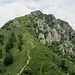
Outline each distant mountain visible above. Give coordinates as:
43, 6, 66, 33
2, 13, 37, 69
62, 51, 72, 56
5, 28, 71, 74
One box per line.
0, 10, 75, 75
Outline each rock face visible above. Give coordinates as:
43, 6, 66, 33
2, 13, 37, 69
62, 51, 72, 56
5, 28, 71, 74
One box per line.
30, 10, 75, 56
32, 11, 70, 44
39, 33, 46, 44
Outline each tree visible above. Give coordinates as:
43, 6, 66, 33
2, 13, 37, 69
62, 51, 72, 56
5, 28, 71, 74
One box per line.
0, 49, 2, 58
0, 61, 5, 74
0, 61, 2, 73
0, 34, 4, 39
71, 72, 75, 75
19, 39, 23, 45
5, 42, 11, 53
18, 45, 22, 51
18, 33, 23, 45
8, 38, 14, 48
0, 38, 3, 45
18, 39, 23, 51
60, 60, 68, 72
4, 53, 13, 66
18, 33, 23, 40
0, 34, 4, 45
8, 32, 16, 48
18, 33, 23, 51
5, 32, 16, 53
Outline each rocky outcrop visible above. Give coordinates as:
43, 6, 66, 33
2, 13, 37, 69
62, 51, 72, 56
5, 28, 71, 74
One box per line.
29, 10, 75, 56
39, 33, 46, 44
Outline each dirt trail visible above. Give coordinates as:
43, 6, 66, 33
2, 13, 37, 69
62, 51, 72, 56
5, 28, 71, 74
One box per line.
17, 42, 34, 75
30, 42, 34, 49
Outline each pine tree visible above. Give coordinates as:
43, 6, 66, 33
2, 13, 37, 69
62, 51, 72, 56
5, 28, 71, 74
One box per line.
4, 53, 13, 66
0, 49, 2, 58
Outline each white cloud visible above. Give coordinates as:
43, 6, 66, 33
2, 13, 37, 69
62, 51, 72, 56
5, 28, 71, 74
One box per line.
42, 0, 75, 30
0, 1, 32, 27
0, 0, 75, 30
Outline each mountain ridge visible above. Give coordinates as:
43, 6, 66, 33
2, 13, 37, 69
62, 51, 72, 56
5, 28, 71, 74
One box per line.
1, 10, 75, 58
0, 10, 75, 75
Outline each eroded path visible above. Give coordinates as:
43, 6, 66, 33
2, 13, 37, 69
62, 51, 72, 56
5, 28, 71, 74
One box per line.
17, 42, 34, 75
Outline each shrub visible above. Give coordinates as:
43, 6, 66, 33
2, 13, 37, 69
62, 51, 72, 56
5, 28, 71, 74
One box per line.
4, 53, 13, 66
0, 49, 2, 58
18, 45, 22, 51
5, 42, 11, 53
60, 60, 68, 72
23, 67, 32, 74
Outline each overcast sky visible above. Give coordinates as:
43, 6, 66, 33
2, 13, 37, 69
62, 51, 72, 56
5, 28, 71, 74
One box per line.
0, 0, 75, 30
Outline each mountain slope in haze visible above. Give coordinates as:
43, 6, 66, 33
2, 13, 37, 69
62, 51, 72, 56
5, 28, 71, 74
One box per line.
0, 10, 75, 75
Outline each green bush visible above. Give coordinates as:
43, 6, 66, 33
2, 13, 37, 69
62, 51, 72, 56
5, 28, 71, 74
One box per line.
4, 53, 13, 66
60, 60, 68, 72
0, 49, 2, 58
23, 67, 32, 74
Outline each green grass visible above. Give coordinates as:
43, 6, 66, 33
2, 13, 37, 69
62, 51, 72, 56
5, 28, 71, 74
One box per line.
27, 39, 75, 75
0, 27, 75, 75
0, 29, 34, 75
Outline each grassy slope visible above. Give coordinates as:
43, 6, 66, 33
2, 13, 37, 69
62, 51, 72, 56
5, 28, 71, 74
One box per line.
0, 27, 75, 75
27, 39, 75, 75
0, 29, 34, 75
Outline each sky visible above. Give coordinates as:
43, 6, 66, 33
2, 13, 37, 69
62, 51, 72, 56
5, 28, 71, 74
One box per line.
0, 0, 75, 30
